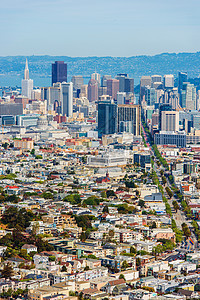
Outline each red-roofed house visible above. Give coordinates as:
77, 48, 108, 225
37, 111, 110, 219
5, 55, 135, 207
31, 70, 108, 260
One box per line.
5, 185, 20, 195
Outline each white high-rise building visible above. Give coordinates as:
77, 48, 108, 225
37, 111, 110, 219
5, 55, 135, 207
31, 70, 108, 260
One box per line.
21, 59, 33, 99
181, 82, 196, 110
161, 111, 179, 132
163, 75, 174, 88
117, 92, 126, 105
61, 82, 73, 117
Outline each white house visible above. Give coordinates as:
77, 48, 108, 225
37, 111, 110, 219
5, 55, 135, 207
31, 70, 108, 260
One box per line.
21, 244, 37, 254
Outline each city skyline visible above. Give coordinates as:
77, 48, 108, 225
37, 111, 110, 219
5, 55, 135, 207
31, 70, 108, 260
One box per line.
1, 0, 200, 56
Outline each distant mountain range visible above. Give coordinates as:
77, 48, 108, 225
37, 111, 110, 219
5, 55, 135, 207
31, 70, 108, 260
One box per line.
0, 52, 200, 87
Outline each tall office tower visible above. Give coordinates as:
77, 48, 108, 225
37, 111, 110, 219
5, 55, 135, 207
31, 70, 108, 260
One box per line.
61, 82, 73, 117
117, 92, 126, 105
157, 89, 164, 103
98, 86, 107, 97
151, 75, 162, 83
161, 111, 179, 132
159, 104, 172, 130
124, 78, 134, 94
163, 75, 174, 89
71, 76, 84, 91
152, 113, 159, 128
101, 75, 112, 87
21, 59, 33, 99
52, 61, 67, 85
24, 58, 29, 80
41, 82, 62, 111
145, 86, 156, 106
178, 71, 187, 94
159, 89, 178, 106
98, 100, 117, 137
193, 114, 200, 130
88, 79, 98, 102
91, 72, 101, 86
140, 76, 151, 87
140, 76, 151, 102
116, 74, 128, 92
117, 105, 141, 135
80, 85, 88, 98
197, 90, 200, 111
181, 83, 196, 110
107, 79, 119, 100
170, 95, 179, 110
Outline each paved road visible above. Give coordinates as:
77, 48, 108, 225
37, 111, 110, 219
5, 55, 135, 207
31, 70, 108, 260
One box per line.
164, 251, 185, 262
148, 139, 198, 250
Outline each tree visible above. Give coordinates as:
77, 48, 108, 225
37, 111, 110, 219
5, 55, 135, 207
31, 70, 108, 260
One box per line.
136, 257, 141, 266
130, 246, 136, 254
1, 207, 34, 230
172, 200, 179, 212
162, 176, 167, 185
125, 181, 137, 188
119, 274, 126, 281
138, 200, 145, 207
19, 249, 30, 260
106, 190, 115, 198
30, 149, 35, 156
142, 286, 155, 292
80, 232, 86, 242
101, 191, 107, 199
75, 215, 93, 231
83, 196, 100, 206
151, 221, 157, 229
166, 187, 173, 198
108, 229, 114, 239
182, 223, 191, 238
2, 142, 9, 150
1, 287, 13, 298
88, 254, 97, 259
121, 260, 129, 270
117, 203, 135, 214
49, 255, 56, 262
32, 222, 40, 236
41, 192, 54, 199
102, 205, 109, 213
82, 156, 87, 163
4, 194, 19, 203
13, 288, 24, 298
78, 291, 83, 300
152, 245, 163, 259
61, 265, 67, 272
1, 263, 14, 279
63, 194, 81, 205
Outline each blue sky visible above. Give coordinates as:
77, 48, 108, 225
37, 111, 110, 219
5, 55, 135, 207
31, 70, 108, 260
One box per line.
1, 0, 200, 56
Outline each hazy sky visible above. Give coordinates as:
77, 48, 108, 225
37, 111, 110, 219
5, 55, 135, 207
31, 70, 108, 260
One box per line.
1, 0, 200, 56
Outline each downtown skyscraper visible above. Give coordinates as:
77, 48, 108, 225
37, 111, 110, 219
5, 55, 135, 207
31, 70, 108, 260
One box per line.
52, 61, 67, 85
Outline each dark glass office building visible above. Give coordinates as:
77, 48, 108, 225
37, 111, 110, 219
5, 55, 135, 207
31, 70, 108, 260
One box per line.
98, 101, 117, 137
52, 61, 67, 85
124, 78, 134, 94
178, 71, 187, 94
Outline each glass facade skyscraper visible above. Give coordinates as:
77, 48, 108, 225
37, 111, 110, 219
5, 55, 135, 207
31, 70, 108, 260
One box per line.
178, 71, 187, 95
98, 100, 117, 137
52, 61, 67, 85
